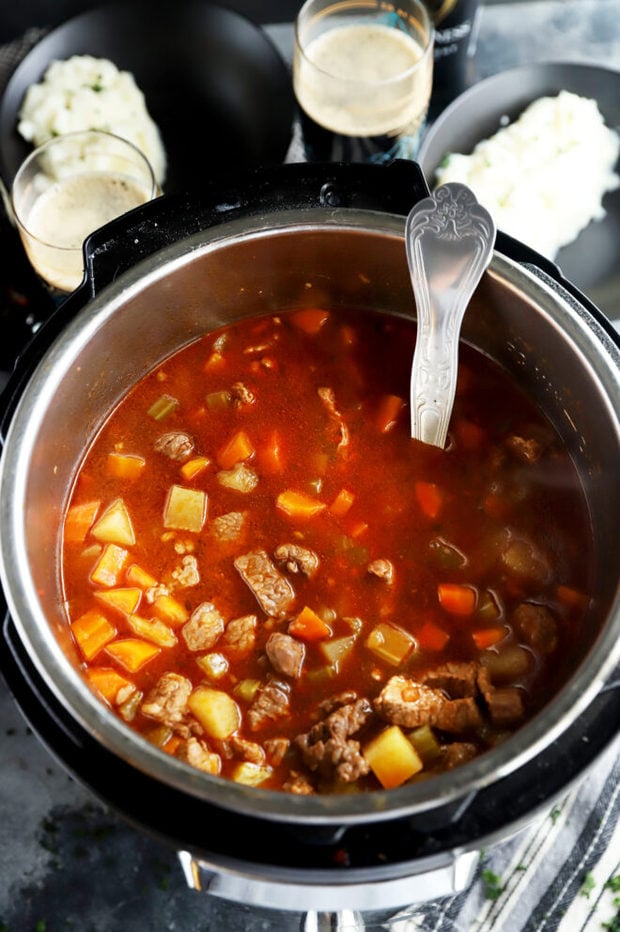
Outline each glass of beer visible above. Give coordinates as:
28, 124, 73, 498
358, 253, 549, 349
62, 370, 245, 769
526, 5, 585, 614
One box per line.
293, 0, 434, 163
11, 130, 158, 295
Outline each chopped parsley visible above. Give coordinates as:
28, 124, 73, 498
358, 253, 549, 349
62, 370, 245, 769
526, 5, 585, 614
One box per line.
482, 868, 504, 901
580, 871, 596, 899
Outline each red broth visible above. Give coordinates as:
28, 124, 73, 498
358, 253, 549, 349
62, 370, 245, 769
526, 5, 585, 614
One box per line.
61, 308, 592, 793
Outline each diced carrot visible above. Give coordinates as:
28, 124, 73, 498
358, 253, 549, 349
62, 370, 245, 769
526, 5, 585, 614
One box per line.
90, 544, 130, 588
217, 430, 255, 470
106, 638, 161, 672
374, 394, 405, 433
204, 351, 224, 370
347, 519, 368, 539
437, 582, 477, 616
106, 452, 146, 480
86, 667, 133, 703
180, 456, 211, 481
472, 626, 506, 650
415, 481, 442, 519
71, 610, 117, 660
258, 430, 286, 475
329, 488, 355, 517
289, 308, 330, 335
455, 419, 485, 451
152, 594, 189, 627
417, 621, 450, 651
162, 734, 183, 756
125, 563, 158, 590
276, 489, 327, 520
289, 606, 333, 642
94, 587, 142, 617
556, 584, 588, 610
64, 500, 101, 544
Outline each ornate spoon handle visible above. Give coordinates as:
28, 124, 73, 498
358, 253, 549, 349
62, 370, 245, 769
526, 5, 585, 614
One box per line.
407, 182, 495, 448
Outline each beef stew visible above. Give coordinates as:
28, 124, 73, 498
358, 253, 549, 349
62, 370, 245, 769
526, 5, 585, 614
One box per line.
61, 308, 592, 794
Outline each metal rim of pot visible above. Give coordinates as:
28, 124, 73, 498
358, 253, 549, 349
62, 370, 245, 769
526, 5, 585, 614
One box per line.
1, 180, 619, 830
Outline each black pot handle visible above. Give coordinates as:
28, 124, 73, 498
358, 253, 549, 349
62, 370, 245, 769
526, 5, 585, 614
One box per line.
81, 160, 432, 294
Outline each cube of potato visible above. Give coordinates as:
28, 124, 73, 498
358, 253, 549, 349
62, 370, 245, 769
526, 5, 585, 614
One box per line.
231, 761, 273, 787
365, 623, 415, 666
91, 498, 136, 546
188, 686, 241, 739
163, 485, 207, 532
90, 544, 130, 587
364, 725, 423, 789
319, 635, 355, 667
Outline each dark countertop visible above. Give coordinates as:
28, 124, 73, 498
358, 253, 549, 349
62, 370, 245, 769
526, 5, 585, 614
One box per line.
1, 3, 619, 931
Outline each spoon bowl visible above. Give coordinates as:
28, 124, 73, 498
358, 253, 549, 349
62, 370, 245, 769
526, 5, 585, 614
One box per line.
407, 182, 496, 447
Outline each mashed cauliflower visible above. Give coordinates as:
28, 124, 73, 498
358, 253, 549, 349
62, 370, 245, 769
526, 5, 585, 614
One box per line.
435, 90, 619, 259
18, 55, 167, 187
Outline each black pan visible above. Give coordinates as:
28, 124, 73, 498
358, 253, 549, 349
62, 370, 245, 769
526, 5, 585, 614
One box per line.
418, 62, 620, 323
0, 0, 295, 194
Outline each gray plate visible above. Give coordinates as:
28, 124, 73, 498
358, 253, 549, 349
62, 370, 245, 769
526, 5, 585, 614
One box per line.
418, 62, 620, 322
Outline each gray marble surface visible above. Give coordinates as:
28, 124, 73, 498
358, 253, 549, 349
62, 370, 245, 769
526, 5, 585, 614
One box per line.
1, 3, 619, 931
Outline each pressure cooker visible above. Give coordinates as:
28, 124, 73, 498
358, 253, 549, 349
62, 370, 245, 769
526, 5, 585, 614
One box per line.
0, 160, 619, 916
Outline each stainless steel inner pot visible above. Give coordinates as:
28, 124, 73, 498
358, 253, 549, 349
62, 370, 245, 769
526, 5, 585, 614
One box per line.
1, 203, 620, 834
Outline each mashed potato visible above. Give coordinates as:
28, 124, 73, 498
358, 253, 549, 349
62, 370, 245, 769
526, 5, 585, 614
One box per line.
18, 55, 167, 187
435, 90, 619, 259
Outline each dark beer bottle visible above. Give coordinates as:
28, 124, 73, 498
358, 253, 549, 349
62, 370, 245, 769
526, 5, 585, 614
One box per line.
425, 0, 481, 118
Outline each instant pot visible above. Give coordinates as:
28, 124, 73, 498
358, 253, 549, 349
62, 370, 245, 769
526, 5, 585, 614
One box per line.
1, 160, 619, 921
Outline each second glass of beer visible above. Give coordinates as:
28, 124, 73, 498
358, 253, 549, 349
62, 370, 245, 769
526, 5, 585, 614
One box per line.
293, 0, 434, 163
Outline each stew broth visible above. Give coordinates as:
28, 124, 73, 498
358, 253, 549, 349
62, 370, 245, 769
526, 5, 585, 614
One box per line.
62, 308, 592, 793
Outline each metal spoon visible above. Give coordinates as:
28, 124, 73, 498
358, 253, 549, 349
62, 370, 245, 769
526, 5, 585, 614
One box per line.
406, 182, 495, 448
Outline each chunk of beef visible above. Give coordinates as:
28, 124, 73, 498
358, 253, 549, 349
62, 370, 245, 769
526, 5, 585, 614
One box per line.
176, 736, 221, 774
283, 771, 316, 795
374, 675, 483, 734
274, 543, 319, 578
228, 734, 266, 765
367, 559, 394, 584
145, 583, 170, 604
182, 602, 225, 652
513, 602, 558, 654
505, 434, 544, 464
266, 632, 305, 679
171, 554, 200, 588
318, 691, 359, 717
211, 511, 245, 542
441, 742, 478, 770
420, 662, 479, 698
295, 698, 373, 783
477, 665, 525, 725
154, 431, 194, 461
500, 537, 550, 586
234, 549, 296, 617
485, 687, 525, 725
221, 614, 257, 659
248, 678, 291, 731
230, 382, 256, 407
141, 672, 192, 726
264, 737, 290, 766
317, 386, 350, 452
